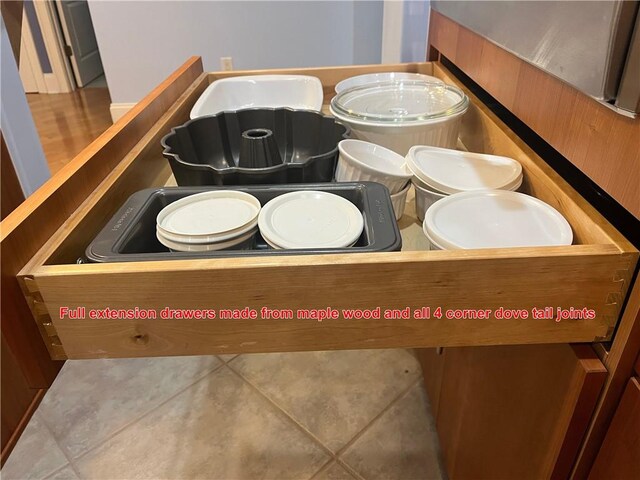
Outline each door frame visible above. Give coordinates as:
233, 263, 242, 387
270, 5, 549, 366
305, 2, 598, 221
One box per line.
21, 0, 75, 93
18, 12, 46, 93
381, 0, 404, 63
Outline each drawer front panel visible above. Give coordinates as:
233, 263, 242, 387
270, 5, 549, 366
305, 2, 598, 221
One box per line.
32, 247, 629, 358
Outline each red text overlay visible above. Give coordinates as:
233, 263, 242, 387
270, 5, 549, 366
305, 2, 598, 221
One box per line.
59, 306, 596, 323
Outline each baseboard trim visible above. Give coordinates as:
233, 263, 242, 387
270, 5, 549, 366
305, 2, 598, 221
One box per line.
1, 388, 46, 467
109, 102, 137, 123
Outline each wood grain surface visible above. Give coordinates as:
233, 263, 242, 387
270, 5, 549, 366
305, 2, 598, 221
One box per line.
588, 377, 640, 479
26, 88, 112, 174
1, 131, 25, 220
572, 277, 640, 477
1, 57, 203, 372
429, 10, 640, 220
416, 348, 446, 418
433, 344, 606, 480
16, 61, 637, 359
1, 336, 41, 464
1, 1, 24, 63
427, 16, 640, 477
31, 246, 629, 358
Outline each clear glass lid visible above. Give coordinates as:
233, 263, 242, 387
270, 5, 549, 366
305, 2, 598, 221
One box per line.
330, 80, 469, 123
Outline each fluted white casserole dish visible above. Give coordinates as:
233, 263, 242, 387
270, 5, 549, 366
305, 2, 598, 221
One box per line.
329, 80, 469, 155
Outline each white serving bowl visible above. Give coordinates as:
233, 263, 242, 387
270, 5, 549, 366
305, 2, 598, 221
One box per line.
335, 72, 443, 94
389, 182, 411, 220
413, 178, 447, 222
422, 190, 573, 250
330, 81, 469, 155
335, 139, 412, 194
190, 75, 323, 119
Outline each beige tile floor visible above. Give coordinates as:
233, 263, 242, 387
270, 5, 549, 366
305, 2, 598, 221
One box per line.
3, 350, 445, 480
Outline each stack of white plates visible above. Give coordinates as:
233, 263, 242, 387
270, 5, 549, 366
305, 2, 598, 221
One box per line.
258, 191, 364, 249
156, 191, 261, 252
423, 190, 573, 250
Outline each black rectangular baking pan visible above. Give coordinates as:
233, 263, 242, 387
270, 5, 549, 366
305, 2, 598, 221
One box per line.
85, 182, 402, 262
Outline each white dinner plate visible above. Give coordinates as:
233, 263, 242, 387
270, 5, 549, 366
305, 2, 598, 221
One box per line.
258, 191, 364, 249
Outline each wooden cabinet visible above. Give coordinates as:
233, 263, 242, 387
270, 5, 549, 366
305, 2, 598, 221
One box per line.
1, 132, 25, 220
1, 131, 60, 464
425, 11, 640, 477
589, 377, 640, 479
1, 337, 46, 464
416, 348, 446, 418
2, 56, 638, 470
418, 344, 607, 479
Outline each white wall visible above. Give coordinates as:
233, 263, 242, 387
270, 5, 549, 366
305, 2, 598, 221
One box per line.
354, 1, 384, 65
1, 17, 50, 196
401, 0, 430, 62
88, 1, 384, 105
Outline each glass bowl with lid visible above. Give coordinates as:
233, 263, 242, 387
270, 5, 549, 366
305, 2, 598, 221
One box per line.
334, 72, 444, 94
329, 80, 469, 155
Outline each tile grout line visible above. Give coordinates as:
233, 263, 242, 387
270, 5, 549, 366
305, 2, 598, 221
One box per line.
336, 458, 367, 480
306, 458, 337, 480
42, 463, 80, 480
226, 353, 422, 480
34, 412, 83, 480
34, 353, 423, 480
60, 360, 227, 466
223, 363, 339, 460
335, 377, 421, 460
215, 354, 238, 364
332, 378, 422, 480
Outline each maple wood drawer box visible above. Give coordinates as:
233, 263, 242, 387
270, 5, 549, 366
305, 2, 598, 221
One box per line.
12, 58, 637, 360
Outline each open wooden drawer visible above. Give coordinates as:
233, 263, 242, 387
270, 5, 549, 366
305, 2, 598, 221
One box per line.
15, 58, 638, 360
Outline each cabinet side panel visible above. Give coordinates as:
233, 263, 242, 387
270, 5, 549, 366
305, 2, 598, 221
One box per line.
436, 344, 605, 479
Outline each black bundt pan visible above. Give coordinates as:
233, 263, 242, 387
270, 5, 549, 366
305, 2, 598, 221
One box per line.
161, 108, 350, 185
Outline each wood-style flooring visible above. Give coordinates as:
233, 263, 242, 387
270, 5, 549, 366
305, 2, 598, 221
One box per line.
26, 88, 112, 174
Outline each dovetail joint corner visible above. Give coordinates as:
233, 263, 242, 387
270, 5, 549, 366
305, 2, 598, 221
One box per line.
594, 325, 616, 343
22, 275, 41, 294
20, 279, 66, 357
605, 292, 622, 307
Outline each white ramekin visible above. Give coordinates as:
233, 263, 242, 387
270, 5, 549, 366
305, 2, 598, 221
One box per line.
389, 182, 411, 220
335, 139, 412, 194
412, 178, 447, 222
422, 225, 445, 251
